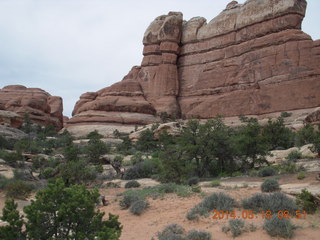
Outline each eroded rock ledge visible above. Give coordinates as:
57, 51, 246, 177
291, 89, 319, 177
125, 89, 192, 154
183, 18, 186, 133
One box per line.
68, 0, 320, 127
0, 85, 63, 130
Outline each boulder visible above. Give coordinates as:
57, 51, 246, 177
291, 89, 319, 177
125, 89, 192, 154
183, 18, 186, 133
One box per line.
0, 85, 63, 130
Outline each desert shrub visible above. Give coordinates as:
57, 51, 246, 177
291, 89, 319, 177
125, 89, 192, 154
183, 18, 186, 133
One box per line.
135, 129, 158, 152
123, 159, 159, 180
129, 200, 149, 215
158, 224, 185, 240
311, 131, 320, 157
209, 180, 220, 187
40, 167, 56, 179
187, 193, 235, 220
258, 166, 277, 177
243, 192, 298, 214
0, 175, 10, 190
281, 112, 292, 118
85, 138, 110, 164
125, 180, 141, 188
249, 169, 259, 177
119, 195, 141, 209
5, 179, 123, 239
295, 124, 315, 147
0, 135, 10, 149
5, 180, 33, 199
228, 219, 245, 238
297, 171, 306, 180
286, 150, 302, 161
187, 177, 199, 186
296, 189, 318, 214
262, 117, 295, 150
13, 169, 35, 181
242, 193, 269, 212
261, 179, 280, 192
186, 230, 211, 240
0, 150, 22, 167
59, 159, 98, 185
264, 216, 296, 238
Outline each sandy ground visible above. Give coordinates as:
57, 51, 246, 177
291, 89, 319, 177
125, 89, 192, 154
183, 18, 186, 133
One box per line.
0, 173, 319, 239
98, 173, 320, 240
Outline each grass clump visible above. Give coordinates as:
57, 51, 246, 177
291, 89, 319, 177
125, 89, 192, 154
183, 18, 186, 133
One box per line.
185, 230, 211, 240
261, 178, 280, 192
264, 216, 296, 238
296, 189, 318, 214
125, 180, 141, 188
157, 224, 185, 240
242, 192, 298, 214
297, 172, 306, 180
187, 193, 235, 220
258, 166, 277, 177
129, 200, 149, 215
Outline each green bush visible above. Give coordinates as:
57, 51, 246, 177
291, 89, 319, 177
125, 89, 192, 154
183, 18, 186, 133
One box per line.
242, 192, 298, 214
296, 189, 318, 214
286, 150, 302, 161
123, 159, 159, 180
261, 179, 280, 192
10, 179, 122, 239
311, 131, 320, 157
187, 177, 199, 186
158, 224, 185, 240
119, 195, 141, 209
5, 180, 34, 199
297, 171, 306, 180
125, 180, 141, 188
258, 166, 277, 177
187, 193, 235, 220
264, 216, 296, 238
0, 175, 10, 189
186, 230, 211, 240
281, 112, 292, 118
129, 200, 149, 215
0, 150, 22, 167
40, 167, 56, 179
295, 124, 315, 147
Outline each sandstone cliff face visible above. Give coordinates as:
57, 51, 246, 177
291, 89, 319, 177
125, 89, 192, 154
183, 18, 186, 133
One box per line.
0, 85, 63, 130
69, 0, 320, 126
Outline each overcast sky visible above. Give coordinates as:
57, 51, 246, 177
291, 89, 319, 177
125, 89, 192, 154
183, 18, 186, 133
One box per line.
0, 0, 319, 117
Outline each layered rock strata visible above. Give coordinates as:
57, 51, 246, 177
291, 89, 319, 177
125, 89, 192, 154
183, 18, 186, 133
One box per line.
0, 85, 63, 130
69, 0, 320, 126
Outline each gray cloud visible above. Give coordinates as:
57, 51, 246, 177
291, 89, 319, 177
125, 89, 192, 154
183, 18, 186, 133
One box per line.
0, 0, 319, 117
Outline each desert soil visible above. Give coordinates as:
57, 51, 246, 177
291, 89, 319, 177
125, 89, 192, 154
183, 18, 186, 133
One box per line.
0, 173, 319, 240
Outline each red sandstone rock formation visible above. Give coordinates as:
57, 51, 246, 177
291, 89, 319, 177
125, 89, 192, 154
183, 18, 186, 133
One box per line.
0, 85, 63, 130
69, 0, 320, 126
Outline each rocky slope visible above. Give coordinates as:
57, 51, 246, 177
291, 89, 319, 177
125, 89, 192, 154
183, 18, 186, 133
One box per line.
0, 85, 63, 130
68, 0, 320, 127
